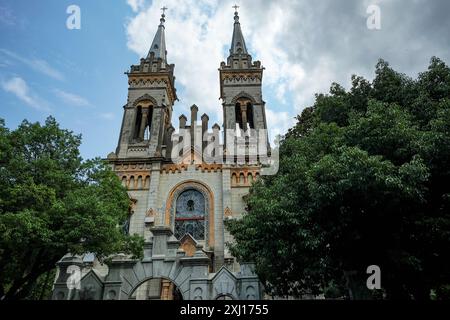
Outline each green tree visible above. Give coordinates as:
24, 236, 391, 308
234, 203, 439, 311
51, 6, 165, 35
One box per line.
227, 57, 450, 300
0, 117, 143, 300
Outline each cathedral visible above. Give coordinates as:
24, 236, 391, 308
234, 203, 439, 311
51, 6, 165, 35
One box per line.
52, 8, 271, 300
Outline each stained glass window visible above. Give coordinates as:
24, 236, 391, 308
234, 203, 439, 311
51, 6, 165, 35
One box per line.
175, 189, 206, 240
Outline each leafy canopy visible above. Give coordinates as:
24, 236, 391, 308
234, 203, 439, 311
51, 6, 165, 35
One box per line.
226, 57, 450, 300
0, 117, 143, 300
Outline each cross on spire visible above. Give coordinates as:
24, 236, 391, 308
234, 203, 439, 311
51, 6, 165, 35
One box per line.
229, 3, 247, 56
148, 6, 168, 61
161, 6, 168, 15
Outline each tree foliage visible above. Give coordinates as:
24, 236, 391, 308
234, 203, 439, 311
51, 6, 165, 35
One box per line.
226, 57, 450, 300
0, 117, 143, 300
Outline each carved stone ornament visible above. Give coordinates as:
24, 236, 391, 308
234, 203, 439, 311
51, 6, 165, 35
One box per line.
146, 208, 156, 217
224, 206, 233, 218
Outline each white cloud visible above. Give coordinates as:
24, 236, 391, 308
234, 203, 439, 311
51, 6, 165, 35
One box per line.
53, 89, 91, 107
0, 49, 64, 81
1, 76, 50, 111
265, 108, 296, 143
125, 0, 450, 141
126, 0, 228, 118
124, 0, 302, 140
292, 57, 337, 113
127, 0, 146, 13
31, 59, 65, 81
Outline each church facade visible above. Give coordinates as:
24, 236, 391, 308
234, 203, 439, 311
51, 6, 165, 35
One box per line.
52, 9, 271, 300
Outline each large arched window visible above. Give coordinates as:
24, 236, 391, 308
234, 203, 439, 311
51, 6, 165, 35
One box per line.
174, 189, 206, 240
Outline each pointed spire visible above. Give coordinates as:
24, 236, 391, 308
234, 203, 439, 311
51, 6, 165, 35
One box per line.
147, 8, 167, 62
229, 6, 248, 56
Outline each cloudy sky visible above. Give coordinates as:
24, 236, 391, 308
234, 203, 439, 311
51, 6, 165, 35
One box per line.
1, 0, 449, 160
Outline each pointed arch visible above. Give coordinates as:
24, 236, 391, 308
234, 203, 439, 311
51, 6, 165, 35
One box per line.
132, 94, 158, 107
231, 92, 257, 105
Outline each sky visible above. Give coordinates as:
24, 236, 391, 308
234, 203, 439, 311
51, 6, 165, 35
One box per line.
1, 0, 449, 160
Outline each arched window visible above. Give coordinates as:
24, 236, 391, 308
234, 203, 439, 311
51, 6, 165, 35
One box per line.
174, 189, 206, 240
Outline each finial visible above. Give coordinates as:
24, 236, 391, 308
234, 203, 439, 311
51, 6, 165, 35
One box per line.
160, 6, 168, 25
233, 4, 240, 23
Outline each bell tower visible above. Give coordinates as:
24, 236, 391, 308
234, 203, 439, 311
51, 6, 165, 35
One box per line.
116, 10, 177, 159
219, 8, 267, 145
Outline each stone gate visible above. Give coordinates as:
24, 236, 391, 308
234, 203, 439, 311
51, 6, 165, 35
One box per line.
52, 226, 261, 300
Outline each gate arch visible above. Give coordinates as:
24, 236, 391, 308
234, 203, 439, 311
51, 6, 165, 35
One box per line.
128, 275, 185, 300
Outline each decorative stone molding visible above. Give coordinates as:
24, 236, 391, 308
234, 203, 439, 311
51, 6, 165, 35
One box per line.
127, 74, 176, 103
179, 233, 200, 257
195, 163, 222, 173
161, 164, 188, 174
115, 162, 152, 171
221, 72, 262, 83
132, 93, 158, 107
146, 208, 156, 217
230, 169, 260, 187
224, 206, 233, 219
145, 208, 156, 225
113, 161, 151, 190
231, 91, 258, 105
127, 146, 148, 153
118, 173, 150, 190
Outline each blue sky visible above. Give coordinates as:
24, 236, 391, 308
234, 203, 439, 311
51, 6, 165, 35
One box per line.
1, 0, 450, 160
0, 0, 138, 159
